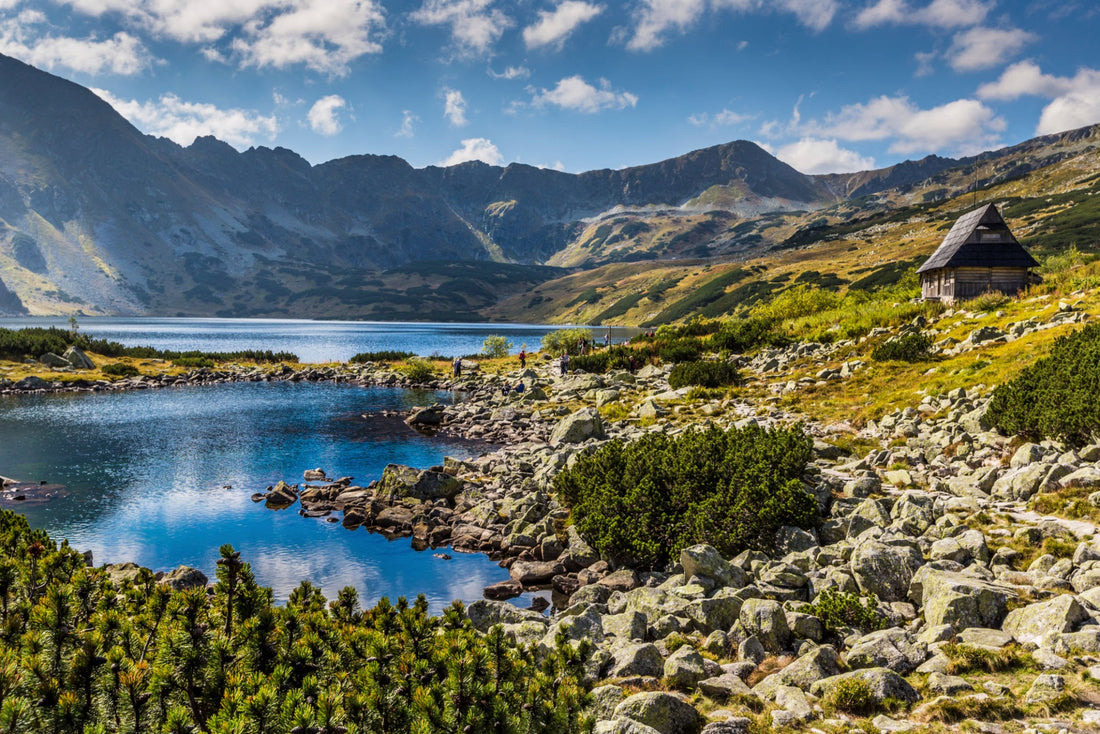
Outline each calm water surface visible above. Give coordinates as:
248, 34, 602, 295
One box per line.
0, 317, 638, 363
0, 381, 524, 610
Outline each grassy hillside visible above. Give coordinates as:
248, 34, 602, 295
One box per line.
492, 136, 1100, 327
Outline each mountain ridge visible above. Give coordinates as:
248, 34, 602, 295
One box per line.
1, 52, 1098, 319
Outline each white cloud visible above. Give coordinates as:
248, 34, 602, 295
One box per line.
56, 0, 386, 75
804, 94, 1005, 154
440, 137, 503, 166
0, 10, 151, 75
307, 94, 347, 135
523, 1, 602, 50
947, 26, 1034, 72
774, 137, 876, 174
977, 61, 1100, 136
531, 75, 638, 113
443, 88, 468, 126
853, 0, 991, 30
488, 65, 531, 79
92, 87, 278, 149
627, 0, 836, 52
231, 0, 386, 76
976, 60, 1071, 100
411, 0, 512, 57
396, 109, 419, 138
689, 108, 752, 127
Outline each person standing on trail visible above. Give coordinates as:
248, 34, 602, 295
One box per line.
518, 349, 526, 369
452, 357, 461, 378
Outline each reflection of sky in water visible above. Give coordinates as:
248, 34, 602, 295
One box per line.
0, 382, 510, 610
0, 316, 640, 363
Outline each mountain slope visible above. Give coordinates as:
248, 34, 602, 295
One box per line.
0, 53, 840, 318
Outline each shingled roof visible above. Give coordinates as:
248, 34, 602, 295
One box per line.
916, 203, 1039, 274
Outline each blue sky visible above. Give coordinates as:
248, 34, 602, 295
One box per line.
2, 1, 1098, 174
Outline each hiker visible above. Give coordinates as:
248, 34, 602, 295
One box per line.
628, 354, 637, 373
559, 353, 569, 376
501, 383, 511, 396
514, 381, 525, 394
518, 349, 526, 369
452, 357, 461, 378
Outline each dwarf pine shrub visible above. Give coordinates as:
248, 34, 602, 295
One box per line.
805, 589, 885, 634
554, 424, 816, 569
0, 510, 593, 733
871, 332, 933, 362
987, 323, 1100, 446
668, 360, 740, 389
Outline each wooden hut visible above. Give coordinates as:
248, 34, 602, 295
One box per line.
916, 203, 1038, 303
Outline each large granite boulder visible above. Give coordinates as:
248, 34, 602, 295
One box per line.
375, 464, 462, 501
912, 570, 1017, 630
810, 668, 920, 705
680, 545, 745, 588
157, 566, 208, 591
550, 407, 605, 445
663, 646, 719, 690
612, 692, 705, 734
738, 598, 789, 652
1002, 595, 1090, 645
63, 346, 95, 369
850, 540, 923, 602
753, 645, 840, 699
845, 628, 927, 674
466, 600, 549, 633
264, 481, 299, 509
607, 643, 664, 679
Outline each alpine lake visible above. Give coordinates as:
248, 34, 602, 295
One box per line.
0, 318, 635, 611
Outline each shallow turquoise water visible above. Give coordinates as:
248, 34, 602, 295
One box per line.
0, 381, 514, 610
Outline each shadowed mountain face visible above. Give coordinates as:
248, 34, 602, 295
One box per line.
1, 51, 1097, 320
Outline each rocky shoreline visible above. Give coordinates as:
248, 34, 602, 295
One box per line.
250, 334, 1100, 733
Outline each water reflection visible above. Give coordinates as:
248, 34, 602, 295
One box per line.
0, 382, 508, 609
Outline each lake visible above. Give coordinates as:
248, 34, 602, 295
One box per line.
0, 380, 534, 611
0, 316, 638, 363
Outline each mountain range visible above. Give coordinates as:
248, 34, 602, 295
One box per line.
1, 51, 1098, 321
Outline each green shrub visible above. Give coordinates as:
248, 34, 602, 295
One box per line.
822, 677, 878, 716
708, 318, 788, 352
871, 332, 933, 362
481, 334, 513, 359
540, 327, 595, 356
102, 362, 139, 377
805, 589, 885, 635
399, 357, 436, 382
751, 284, 841, 322
349, 350, 415, 363
657, 339, 702, 364
172, 356, 214, 368
554, 424, 817, 569
0, 510, 593, 733
668, 361, 740, 389
987, 323, 1100, 446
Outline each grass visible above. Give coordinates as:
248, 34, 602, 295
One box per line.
941, 643, 1035, 675
1030, 484, 1100, 524
745, 655, 794, 687
913, 694, 1023, 723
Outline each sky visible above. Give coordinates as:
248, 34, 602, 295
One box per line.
1, 0, 1098, 175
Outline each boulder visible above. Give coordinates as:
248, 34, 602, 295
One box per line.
406, 404, 446, 426
844, 628, 926, 674
591, 685, 626, 720
607, 643, 665, 679
850, 540, 923, 602
595, 719, 662, 734
698, 673, 752, 699
550, 407, 605, 445
612, 692, 704, 734
912, 570, 1016, 630
810, 668, 920, 705
603, 611, 648, 641
1023, 674, 1065, 705
466, 600, 549, 633
679, 545, 745, 588
39, 352, 71, 367
753, 645, 840, 699
1002, 595, 1090, 645
483, 579, 523, 600
663, 646, 719, 690
62, 346, 94, 369
157, 566, 208, 591
264, 481, 299, 509
738, 598, 789, 652
510, 560, 565, 586
375, 464, 462, 501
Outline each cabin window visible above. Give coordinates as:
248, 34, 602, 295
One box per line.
979, 232, 1003, 242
